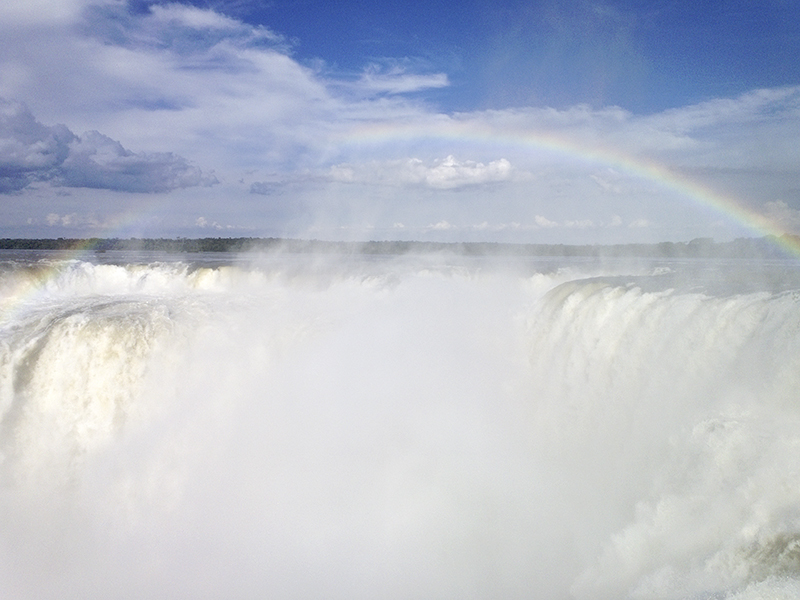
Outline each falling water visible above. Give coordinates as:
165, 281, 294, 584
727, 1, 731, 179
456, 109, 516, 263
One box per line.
2, 250, 800, 599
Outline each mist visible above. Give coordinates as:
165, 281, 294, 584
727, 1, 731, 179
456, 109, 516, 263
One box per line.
2, 251, 800, 599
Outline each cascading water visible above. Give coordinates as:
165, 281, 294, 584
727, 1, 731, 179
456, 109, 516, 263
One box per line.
1, 251, 800, 600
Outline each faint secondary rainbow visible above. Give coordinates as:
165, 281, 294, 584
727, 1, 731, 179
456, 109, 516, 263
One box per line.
335, 119, 800, 256
0, 203, 172, 327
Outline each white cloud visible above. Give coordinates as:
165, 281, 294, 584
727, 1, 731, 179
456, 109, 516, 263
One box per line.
328, 156, 512, 189
328, 165, 356, 183
645, 87, 800, 133
535, 215, 559, 228
44, 211, 107, 228
564, 219, 596, 229
84, 2, 288, 53
428, 220, 455, 230
446, 87, 800, 172
470, 221, 522, 232
149, 4, 256, 32
425, 155, 512, 189
628, 218, 651, 228
195, 216, 225, 230
355, 63, 449, 95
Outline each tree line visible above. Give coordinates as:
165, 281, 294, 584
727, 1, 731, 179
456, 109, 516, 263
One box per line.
0, 235, 798, 259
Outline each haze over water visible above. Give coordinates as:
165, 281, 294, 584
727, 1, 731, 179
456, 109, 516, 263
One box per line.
1, 249, 800, 599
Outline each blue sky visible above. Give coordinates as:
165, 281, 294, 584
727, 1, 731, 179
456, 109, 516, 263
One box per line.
1, 0, 799, 243
243, 0, 799, 111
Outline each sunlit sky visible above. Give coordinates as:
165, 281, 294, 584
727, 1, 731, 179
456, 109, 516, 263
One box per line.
1, 0, 799, 243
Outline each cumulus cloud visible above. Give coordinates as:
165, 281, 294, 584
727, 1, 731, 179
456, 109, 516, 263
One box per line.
0, 99, 73, 192
328, 155, 512, 189
535, 215, 559, 228
59, 130, 216, 192
195, 216, 226, 229
424, 155, 512, 188
0, 98, 215, 193
428, 220, 455, 230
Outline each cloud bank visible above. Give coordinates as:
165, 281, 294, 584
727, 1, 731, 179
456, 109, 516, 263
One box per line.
0, 98, 215, 193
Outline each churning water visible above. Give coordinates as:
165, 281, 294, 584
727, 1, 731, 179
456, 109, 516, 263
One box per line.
2, 250, 800, 599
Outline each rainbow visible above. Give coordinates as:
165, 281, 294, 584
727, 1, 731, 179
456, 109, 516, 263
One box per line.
0, 238, 99, 328
2, 118, 799, 328
335, 118, 800, 256
0, 201, 166, 327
